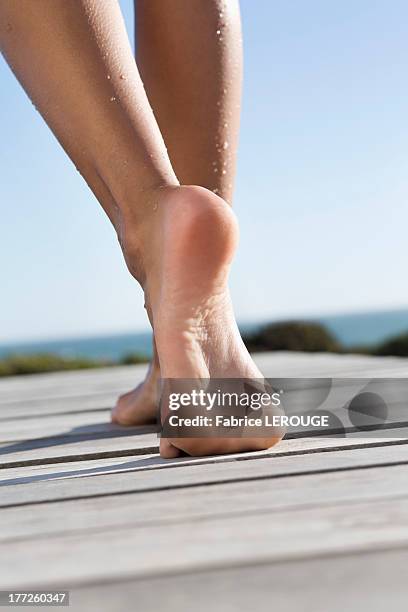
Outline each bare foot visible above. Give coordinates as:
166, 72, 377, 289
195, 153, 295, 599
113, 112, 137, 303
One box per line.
134, 185, 284, 458
111, 344, 160, 426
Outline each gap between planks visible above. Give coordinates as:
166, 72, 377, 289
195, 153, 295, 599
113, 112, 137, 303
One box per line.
2, 442, 408, 508
2, 495, 408, 590
1, 463, 408, 544
1, 429, 408, 470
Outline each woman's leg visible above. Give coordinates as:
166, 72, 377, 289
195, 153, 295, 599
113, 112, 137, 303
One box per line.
136, 0, 242, 204
1, 0, 282, 457
112, 0, 243, 426
0, 0, 177, 258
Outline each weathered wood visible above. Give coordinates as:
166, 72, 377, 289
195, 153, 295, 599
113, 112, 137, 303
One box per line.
1, 494, 408, 589
1, 355, 407, 601
0, 404, 408, 440
1, 398, 407, 473
69, 547, 408, 612
2, 442, 408, 507
0, 393, 119, 419
0, 411, 155, 443
255, 352, 408, 377
0, 365, 148, 403
1, 431, 408, 483
1, 375, 407, 443
1, 369, 407, 436
0, 433, 159, 470
1, 464, 407, 542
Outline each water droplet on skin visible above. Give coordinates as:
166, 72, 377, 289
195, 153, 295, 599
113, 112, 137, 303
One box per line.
110, 96, 116, 102
222, 169, 227, 175
212, 161, 217, 166
107, 75, 111, 80
213, 167, 218, 173
223, 141, 229, 150
223, 122, 228, 128
219, 12, 224, 18
120, 74, 126, 80
213, 188, 219, 194
216, 29, 221, 35
219, 37, 223, 42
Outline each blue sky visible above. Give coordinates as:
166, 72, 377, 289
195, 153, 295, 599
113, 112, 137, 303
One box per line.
1, 0, 407, 343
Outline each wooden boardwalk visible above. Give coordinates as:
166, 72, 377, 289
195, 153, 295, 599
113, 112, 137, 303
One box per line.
1, 351, 408, 611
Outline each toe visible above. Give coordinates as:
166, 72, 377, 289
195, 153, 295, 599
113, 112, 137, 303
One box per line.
160, 438, 183, 458
110, 408, 119, 424
110, 393, 130, 425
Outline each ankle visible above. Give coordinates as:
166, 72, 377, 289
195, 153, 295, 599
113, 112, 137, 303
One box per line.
116, 184, 175, 286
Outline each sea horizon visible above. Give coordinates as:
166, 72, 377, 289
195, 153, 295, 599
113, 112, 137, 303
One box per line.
1, 307, 407, 361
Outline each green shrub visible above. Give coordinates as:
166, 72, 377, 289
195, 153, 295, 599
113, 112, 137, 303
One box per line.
2, 325, 407, 377
375, 331, 408, 357
0, 350, 149, 377
119, 352, 149, 365
244, 321, 341, 353
0, 353, 107, 377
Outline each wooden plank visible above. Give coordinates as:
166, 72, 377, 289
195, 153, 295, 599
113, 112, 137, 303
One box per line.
0, 392, 119, 419
2, 442, 408, 507
0, 433, 159, 470
2, 407, 408, 444
1, 464, 407, 542
0, 453, 157, 484
0, 436, 388, 482
1, 494, 408, 589
255, 352, 408, 377
2, 387, 407, 428
69, 547, 408, 612
1, 367, 407, 426
0, 411, 155, 443
0, 365, 148, 403
0, 432, 407, 486
1, 356, 406, 603
1, 376, 407, 440
2, 406, 408, 469
281, 377, 408, 427
1, 417, 407, 470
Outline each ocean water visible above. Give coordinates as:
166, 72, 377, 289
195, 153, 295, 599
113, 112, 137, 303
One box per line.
0, 331, 154, 361
1, 308, 407, 361
316, 309, 408, 348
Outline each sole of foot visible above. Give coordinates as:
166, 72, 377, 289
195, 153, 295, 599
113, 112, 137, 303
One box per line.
141, 185, 284, 458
